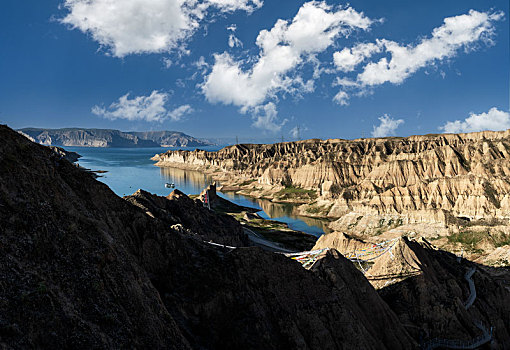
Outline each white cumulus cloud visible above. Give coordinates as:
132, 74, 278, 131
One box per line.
167, 104, 194, 121
333, 42, 381, 72
228, 34, 243, 48
208, 0, 262, 12
371, 114, 404, 137
203, 1, 373, 108
60, 0, 263, 57
251, 102, 287, 132
289, 125, 307, 139
439, 108, 510, 133
289, 126, 300, 139
333, 90, 349, 105
92, 90, 193, 122
227, 23, 243, 47
202, 1, 374, 131
331, 10, 503, 104
357, 10, 503, 86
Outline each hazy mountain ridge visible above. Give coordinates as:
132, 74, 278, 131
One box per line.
18, 127, 213, 148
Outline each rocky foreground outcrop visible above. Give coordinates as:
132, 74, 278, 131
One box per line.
313, 232, 510, 347
18, 128, 211, 147
0, 124, 420, 348
125, 188, 248, 247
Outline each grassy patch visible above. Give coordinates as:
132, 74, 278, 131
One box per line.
445, 213, 505, 227
305, 203, 332, 215
483, 181, 501, 208
492, 231, 510, 248
347, 215, 363, 230
374, 229, 384, 236
448, 229, 510, 249
276, 185, 317, 200
239, 179, 256, 186
447, 230, 486, 246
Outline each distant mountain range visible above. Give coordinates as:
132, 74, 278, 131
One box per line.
17, 128, 214, 148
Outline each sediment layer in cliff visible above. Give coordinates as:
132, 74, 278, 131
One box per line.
153, 130, 510, 228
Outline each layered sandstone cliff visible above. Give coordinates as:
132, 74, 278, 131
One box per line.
153, 130, 510, 230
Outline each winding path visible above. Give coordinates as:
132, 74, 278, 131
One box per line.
422, 267, 493, 350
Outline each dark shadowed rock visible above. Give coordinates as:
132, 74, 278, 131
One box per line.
125, 188, 249, 247
0, 124, 418, 349
48, 146, 81, 162
376, 239, 510, 347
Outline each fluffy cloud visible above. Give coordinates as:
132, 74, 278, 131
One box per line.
228, 34, 243, 48
439, 108, 510, 133
332, 10, 503, 104
60, 0, 263, 57
332, 90, 349, 105
202, 1, 374, 130
208, 0, 263, 12
92, 90, 193, 122
333, 42, 381, 72
167, 104, 194, 121
289, 125, 307, 139
289, 126, 300, 139
227, 23, 243, 48
252, 102, 287, 132
371, 115, 404, 137
357, 10, 503, 86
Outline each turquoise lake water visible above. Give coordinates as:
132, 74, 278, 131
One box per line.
67, 146, 329, 237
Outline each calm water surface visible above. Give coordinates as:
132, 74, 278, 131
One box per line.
68, 146, 329, 237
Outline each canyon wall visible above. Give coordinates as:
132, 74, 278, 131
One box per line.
153, 130, 510, 229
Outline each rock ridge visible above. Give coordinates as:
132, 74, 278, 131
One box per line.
152, 130, 510, 228
18, 127, 212, 147
0, 124, 418, 349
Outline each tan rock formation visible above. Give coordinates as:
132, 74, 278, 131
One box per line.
313, 231, 372, 253
152, 130, 510, 232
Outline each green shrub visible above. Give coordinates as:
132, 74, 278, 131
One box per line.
447, 230, 486, 246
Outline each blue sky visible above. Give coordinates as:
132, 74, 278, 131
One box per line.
0, 0, 508, 142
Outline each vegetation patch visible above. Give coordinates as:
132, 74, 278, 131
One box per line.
374, 229, 384, 236
305, 203, 333, 215
445, 213, 505, 227
491, 231, 510, 247
347, 215, 363, 230
447, 229, 486, 247
483, 181, 501, 208
239, 179, 256, 186
276, 185, 317, 200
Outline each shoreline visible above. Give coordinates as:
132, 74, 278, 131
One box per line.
151, 154, 510, 267
151, 159, 331, 217
199, 183, 318, 252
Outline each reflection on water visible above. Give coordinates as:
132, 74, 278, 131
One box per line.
159, 167, 214, 195
220, 192, 330, 237
67, 146, 327, 237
